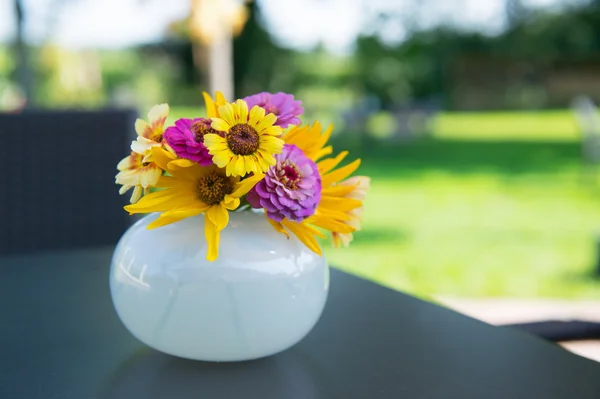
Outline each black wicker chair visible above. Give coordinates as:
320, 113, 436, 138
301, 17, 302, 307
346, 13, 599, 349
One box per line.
0, 109, 137, 255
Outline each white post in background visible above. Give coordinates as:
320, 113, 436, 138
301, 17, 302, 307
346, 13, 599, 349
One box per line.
190, 0, 248, 101
208, 24, 234, 101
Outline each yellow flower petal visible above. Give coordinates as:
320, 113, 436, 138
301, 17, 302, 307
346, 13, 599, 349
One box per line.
150, 146, 177, 171
254, 113, 277, 132
244, 156, 255, 174
115, 170, 136, 186
150, 147, 204, 181
206, 204, 229, 230
139, 164, 162, 188
115, 162, 162, 188
124, 191, 198, 214
211, 118, 231, 133
235, 156, 245, 175
314, 145, 333, 162
258, 149, 277, 166
213, 152, 234, 169
332, 231, 354, 248
161, 205, 208, 219
266, 216, 290, 239
168, 159, 196, 168
117, 153, 138, 171
118, 184, 132, 195
218, 103, 235, 126
147, 215, 185, 230
259, 136, 284, 153
235, 99, 248, 124
281, 124, 304, 144
321, 184, 359, 198
130, 186, 143, 203
230, 173, 265, 198
131, 136, 159, 155
308, 215, 356, 234
253, 153, 272, 172
300, 222, 327, 239
249, 105, 265, 126
203, 91, 217, 118
312, 207, 352, 222
222, 195, 240, 210
225, 158, 236, 176
204, 217, 220, 261
202, 91, 229, 119
322, 158, 361, 188
281, 220, 323, 256
135, 119, 152, 138
215, 91, 228, 106
261, 126, 283, 136
204, 133, 225, 147
340, 176, 370, 200
318, 151, 348, 175
283, 121, 333, 162
141, 152, 153, 164
148, 103, 169, 131
318, 196, 363, 212
153, 176, 197, 191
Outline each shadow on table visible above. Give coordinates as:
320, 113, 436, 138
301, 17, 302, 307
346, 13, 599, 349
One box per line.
99, 347, 319, 399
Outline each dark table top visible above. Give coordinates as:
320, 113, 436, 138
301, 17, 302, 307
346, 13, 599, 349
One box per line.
1, 247, 600, 399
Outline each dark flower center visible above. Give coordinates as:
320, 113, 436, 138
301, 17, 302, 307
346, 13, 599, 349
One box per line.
197, 172, 234, 205
191, 120, 219, 143
277, 160, 302, 189
227, 124, 260, 155
154, 134, 163, 142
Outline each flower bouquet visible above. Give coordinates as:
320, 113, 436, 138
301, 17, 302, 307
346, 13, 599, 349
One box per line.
115, 91, 369, 260
110, 91, 369, 361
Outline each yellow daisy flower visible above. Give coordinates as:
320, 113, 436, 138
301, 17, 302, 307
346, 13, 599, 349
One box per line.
131, 103, 169, 155
115, 151, 163, 203
124, 147, 264, 261
265, 122, 365, 255
115, 104, 169, 203
204, 99, 284, 177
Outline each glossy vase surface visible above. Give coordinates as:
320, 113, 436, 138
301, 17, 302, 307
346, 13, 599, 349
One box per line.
109, 212, 329, 361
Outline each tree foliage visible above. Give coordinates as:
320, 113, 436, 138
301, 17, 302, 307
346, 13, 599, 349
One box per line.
352, 0, 600, 108
233, 1, 297, 97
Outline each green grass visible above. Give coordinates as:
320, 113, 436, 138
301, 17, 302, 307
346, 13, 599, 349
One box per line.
167, 107, 206, 126
432, 110, 581, 141
324, 139, 600, 299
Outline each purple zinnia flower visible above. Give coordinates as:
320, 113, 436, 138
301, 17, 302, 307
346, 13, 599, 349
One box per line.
247, 144, 321, 222
243, 92, 304, 128
163, 118, 218, 166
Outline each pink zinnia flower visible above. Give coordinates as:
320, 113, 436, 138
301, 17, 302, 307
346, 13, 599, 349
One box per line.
243, 92, 303, 128
247, 144, 321, 222
163, 118, 217, 166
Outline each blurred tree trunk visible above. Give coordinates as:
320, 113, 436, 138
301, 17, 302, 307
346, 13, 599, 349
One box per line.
207, 27, 234, 100
14, 0, 33, 106
189, 0, 247, 100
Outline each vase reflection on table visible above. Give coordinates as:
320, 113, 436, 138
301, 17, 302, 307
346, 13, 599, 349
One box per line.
109, 211, 329, 362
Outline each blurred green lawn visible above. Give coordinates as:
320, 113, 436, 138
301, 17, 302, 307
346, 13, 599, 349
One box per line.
326, 140, 600, 299
170, 107, 600, 299
433, 110, 581, 142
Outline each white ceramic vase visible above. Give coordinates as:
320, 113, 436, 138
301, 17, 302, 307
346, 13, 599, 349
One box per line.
109, 211, 329, 362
